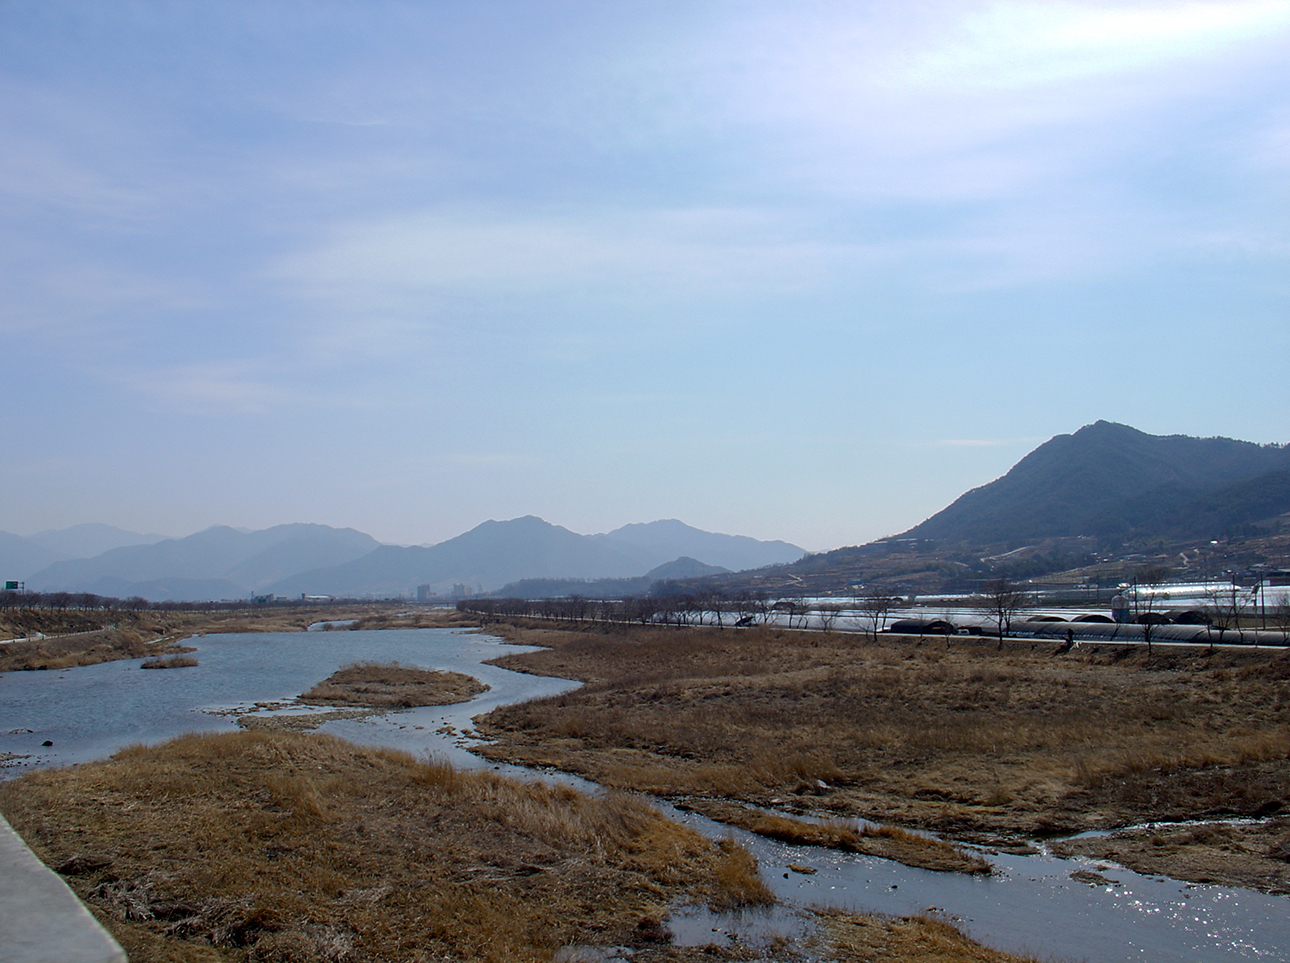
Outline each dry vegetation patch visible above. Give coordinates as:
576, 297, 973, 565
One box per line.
819, 910, 1051, 963
471, 620, 1290, 892
0, 612, 188, 671
139, 654, 199, 669
679, 800, 990, 875
299, 661, 488, 708
1050, 817, 1290, 894
0, 730, 777, 963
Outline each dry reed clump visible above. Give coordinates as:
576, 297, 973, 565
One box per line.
0, 632, 184, 672
0, 729, 770, 963
819, 909, 1053, 963
1049, 817, 1290, 895
475, 622, 1290, 844
709, 837, 775, 909
298, 661, 488, 708
140, 655, 200, 669
1072, 729, 1290, 790
680, 801, 990, 875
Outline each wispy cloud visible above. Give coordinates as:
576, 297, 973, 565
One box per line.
267, 206, 876, 319
105, 361, 310, 415
902, 1, 1290, 92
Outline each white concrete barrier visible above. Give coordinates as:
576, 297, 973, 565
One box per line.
0, 815, 126, 963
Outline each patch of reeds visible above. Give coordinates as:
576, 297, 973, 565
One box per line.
709, 837, 776, 909
819, 908, 1054, 963
0, 729, 771, 963
298, 661, 488, 708
139, 655, 199, 669
476, 620, 1290, 839
1072, 730, 1290, 789
682, 801, 990, 875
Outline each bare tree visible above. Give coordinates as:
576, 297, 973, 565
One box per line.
972, 577, 1032, 647
1204, 576, 1248, 649
1131, 566, 1170, 656
1272, 592, 1290, 644
731, 592, 758, 627
778, 594, 809, 629
816, 602, 841, 632
709, 589, 728, 630
856, 592, 894, 641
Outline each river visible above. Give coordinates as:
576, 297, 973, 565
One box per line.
1, 628, 1285, 962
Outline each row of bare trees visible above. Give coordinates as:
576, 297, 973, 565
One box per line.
459, 591, 780, 627
459, 575, 1290, 647
0, 590, 290, 614
459, 589, 908, 636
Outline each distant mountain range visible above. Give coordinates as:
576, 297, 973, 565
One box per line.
903, 421, 1290, 545
0, 523, 171, 586
265, 517, 802, 599
4, 517, 804, 601
8, 422, 1286, 602
21, 524, 382, 601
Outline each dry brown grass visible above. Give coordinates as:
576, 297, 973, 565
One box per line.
1050, 817, 1290, 894
679, 801, 990, 875
0, 621, 185, 672
819, 910, 1053, 963
473, 621, 1290, 847
0, 729, 776, 963
139, 655, 200, 669
298, 661, 487, 708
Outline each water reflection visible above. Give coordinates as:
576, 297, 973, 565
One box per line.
0, 628, 578, 772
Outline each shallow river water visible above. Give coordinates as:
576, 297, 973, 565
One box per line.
1, 628, 1286, 962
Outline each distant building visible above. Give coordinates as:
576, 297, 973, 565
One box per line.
416, 584, 432, 601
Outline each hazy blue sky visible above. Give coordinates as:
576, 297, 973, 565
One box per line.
3, 1, 1288, 550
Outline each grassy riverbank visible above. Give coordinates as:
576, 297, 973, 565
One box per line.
0, 730, 770, 962
0, 729, 1051, 963
0, 615, 1062, 963
0, 604, 470, 672
470, 618, 1290, 893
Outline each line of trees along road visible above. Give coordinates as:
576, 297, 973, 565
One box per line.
458, 589, 902, 631
0, 590, 302, 615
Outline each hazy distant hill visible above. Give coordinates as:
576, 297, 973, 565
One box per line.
269, 516, 801, 598
645, 556, 731, 580
27, 523, 168, 560
268, 517, 642, 598
593, 519, 802, 572
75, 576, 250, 604
904, 421, 1290, 545
28, 524, 381, 599
0, 531, 67, 582
493, 556, 731, 600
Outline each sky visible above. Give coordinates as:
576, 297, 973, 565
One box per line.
2, 0, 1288, 551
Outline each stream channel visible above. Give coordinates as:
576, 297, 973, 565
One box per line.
1, 627, 1285, 962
